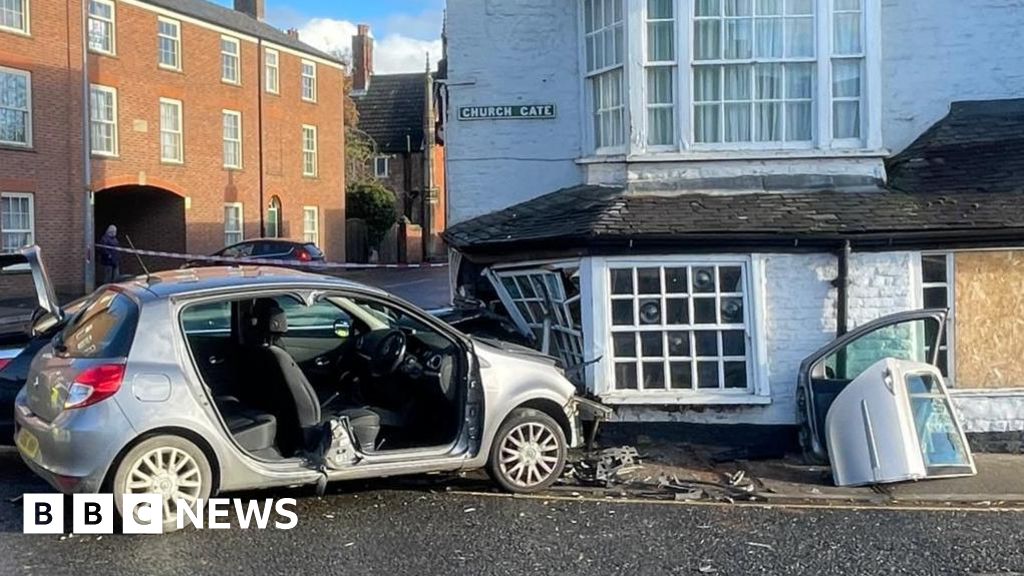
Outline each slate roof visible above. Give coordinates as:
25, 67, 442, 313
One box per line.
887, 99, 1024, 195
143, 0, 341, 63
446, 99, 1024, 255
353, 74, 426, 154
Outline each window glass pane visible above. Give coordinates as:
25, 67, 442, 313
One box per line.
611, 268, 634, 294
694, 20, 721, 61
647, 21, 674, 61
822, 318, 938, 380
641, 332, 664, 357
723, 19, 752, 59
722, 330, 746, 356
921, 255, 948, 284
696, 0, 720, 17
754, 64, 782, 99
666, 268, 688, 293
642, 362, 666, 389
787, 101, 813, 140
719, 266, 743, 292
693, 267, 717, 293
697, 361, 719, 388
721, 297, 744, 323
834, 13, 862, 55
695, 104, 721, 143
648, 0, 672, 19
784, 16, 814, 57
757, 0, 782, 15
833, 100, 861, 139
637, 267, 661, 294
786, 0, 813, 15
646, 67, 674, 104
611, 300, 634, 325
923, 287, 948, 309
615, 362, 638, 389
670, 362, 693, 389
694, 297, 717, 324
695, 331, 719, 356
694, 68, 721, 102
639, 299, 662, 325
833, 60, 861, 98
613, 332, 636, 357
724, 361, 748, 388
666, 298, 689, 324
668, 331, 690, 356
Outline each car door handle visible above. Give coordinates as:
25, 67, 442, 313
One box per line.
315, 357, 331, 367
208, 356, 225, 365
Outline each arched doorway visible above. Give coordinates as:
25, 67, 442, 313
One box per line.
267, 196, 282, 238
94, 185, 186, 276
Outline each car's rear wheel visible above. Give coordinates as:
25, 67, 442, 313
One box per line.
488, 408, 566, 493
112, 435, 213, 533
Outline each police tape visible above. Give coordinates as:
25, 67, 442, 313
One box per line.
102, 245, 449, 270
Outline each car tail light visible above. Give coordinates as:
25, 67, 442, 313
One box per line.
0, 359, 10, 372
296, 248, 312, 262
64, 364, 126, 409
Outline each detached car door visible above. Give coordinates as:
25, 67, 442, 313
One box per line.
0, 247, 62, 442
797, 309, 947, 463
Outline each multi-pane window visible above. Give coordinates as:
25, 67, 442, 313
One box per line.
87, 0, 115, 55
89, 84, 118, 156
159, 98, 183, 163
921, 253, 955, 381
158, 17, 181, 70
222, 110, 242, 169
583, 0, 625, 150
0, 0, 28, 34
302, 206, 319, 245
301, 60, 317, 102
265, 48, 279, 94
1, 192, 33, 252
495, 270, 585, 372
645, 0, 675, 146
693, 0, 815, 144
608, 263, 752, 392
302, 125, 318, 176
221, 36, 240, 84
223, 203, 243, 246
374, 156, 389, 178
266, 196, 281, 238
0, 66, 31, 146
832, 0, 863, 140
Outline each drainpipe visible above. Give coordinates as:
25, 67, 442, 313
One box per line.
257, 39, 265, 237
82, 0, 95, 292
835, 240, 851, 336
422, 56, 435, 261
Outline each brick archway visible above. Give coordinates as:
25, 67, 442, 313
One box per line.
94, 185, 186, 275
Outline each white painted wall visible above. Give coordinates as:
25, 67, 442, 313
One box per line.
881, 0, 1024, 153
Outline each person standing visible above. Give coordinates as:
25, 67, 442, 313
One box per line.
98, 225, 120, 284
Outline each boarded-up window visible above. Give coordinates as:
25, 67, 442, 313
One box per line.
954, 251, 1024, 389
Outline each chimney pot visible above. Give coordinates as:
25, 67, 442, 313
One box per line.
233, 0, 265, 21
287, 28, 300, 40
352, 24, 374, 92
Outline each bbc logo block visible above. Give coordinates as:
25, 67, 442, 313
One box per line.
23, 493, 161, 535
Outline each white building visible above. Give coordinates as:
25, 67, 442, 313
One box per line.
441, 0, 1024, 447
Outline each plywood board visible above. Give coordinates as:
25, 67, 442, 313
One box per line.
954, 251, 1024, 389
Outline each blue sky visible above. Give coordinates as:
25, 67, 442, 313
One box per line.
213, 0, 444, 73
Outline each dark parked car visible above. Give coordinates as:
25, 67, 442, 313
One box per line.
187, 239, 325, 268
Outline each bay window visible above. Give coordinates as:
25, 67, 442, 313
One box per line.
583, 0, 875, 154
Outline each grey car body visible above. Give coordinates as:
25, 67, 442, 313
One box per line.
13, 247, 605, 515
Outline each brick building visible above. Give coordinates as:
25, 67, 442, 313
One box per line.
0, 0, 346, 294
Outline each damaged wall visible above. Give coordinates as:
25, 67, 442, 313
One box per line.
954, 251, 1024, 389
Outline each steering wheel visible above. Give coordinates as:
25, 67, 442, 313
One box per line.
369, 329, 407, 378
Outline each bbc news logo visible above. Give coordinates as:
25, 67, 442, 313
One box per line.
23, 494, 298, 534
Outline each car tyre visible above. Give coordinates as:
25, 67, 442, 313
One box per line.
111, 435, 213, 533
488, 408, 567, 494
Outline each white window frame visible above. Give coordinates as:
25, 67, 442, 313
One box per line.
302, 206, 319, 246
266, 196, 281, 238
159, 97, 183, 164
302, 125, 318, 177
581, 0, 627, 154
89, 84, 118, 157
220, 35, 241, 85
0, 0, 29, 35
87, 0, 116, 56
157, 17, 181, 71
264, 48, 279, 94
301, 59, 317, 102
221, 109, 242, 169
0, 192, 33, 253
0, 66, 31, 148
917, 252, 956, 386
373, 156, 389, 178
588, 254, 769, 405
223, 202, 244, 246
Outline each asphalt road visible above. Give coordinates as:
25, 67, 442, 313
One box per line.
335, 266, 451, 311
1, 449, 1023, 576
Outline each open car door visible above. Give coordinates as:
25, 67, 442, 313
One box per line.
797, 309, 947, 463
0, 246, 62, 334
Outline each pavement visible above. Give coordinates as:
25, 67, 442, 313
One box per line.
1, 448, 1024, 576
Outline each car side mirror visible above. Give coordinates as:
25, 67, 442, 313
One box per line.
333, 318, 351, 339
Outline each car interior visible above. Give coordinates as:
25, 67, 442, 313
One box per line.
181, 293, 465, 461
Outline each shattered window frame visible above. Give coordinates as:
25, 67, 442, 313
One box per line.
919, 252, 955, 384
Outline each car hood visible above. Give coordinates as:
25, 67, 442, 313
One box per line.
470, 336, 561, 368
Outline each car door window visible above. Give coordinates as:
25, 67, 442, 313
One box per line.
274, 296, 352, 340
221, 243, 255, 259
818, 317, 940, 382
181, 301, 232, 339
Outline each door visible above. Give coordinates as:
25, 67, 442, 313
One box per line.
797, 309, 947, 462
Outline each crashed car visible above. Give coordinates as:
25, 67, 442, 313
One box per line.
11, 247, 608, 530
797, 309, 975, 486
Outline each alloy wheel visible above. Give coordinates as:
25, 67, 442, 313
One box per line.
498, 422, 561, 488
125, 446, 203, 520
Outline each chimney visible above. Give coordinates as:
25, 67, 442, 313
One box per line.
234, 0, 265, 21
286, 28, 300, 40
352, 24, 374, 92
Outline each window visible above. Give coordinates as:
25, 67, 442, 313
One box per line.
224, 203, 243, 246
266, 196, 281, 238
302, 206, 319, 245
832, 0, 864, 140
301, 60, 317, 102
607, 262, 753, 393
493, 269, 585, 373
274, 296, 353, 340
583, 0, 625, 150
645, 0, 676, 146
921, 253, 955, 381
89, 84, 117, 156
87, 0, 115, 55
302, 125, 318, 176
1, 192, 33, 252
159, 98, 183, 163
0, 0, 28, 34
0, 66, 31, 147
374, 156, 389, 178
221, 36, 240, 84
222, 110, 242, 169
820, 317, 937, 382
60, 290, 139, 359
158, 17, 181, 70
264, 48, 279, 94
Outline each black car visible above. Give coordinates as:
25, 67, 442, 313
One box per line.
188, 239, 325, 267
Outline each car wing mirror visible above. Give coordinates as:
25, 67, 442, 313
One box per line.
334, 318, 352, 338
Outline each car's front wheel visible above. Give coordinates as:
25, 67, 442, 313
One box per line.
488, 408, 567, 493
111, 435, 213, 533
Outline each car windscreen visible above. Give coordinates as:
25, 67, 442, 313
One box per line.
304, 244, 323, 258
56, 289, 139, 358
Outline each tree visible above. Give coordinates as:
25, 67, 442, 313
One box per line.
333, 48, 377, 184
347, 180, 397, 249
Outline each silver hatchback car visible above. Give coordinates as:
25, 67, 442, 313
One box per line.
12, 248, 607, 529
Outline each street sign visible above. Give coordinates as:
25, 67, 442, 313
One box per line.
458, 104, 557, 121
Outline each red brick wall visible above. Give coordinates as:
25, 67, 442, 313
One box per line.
0, 0, 346, 295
